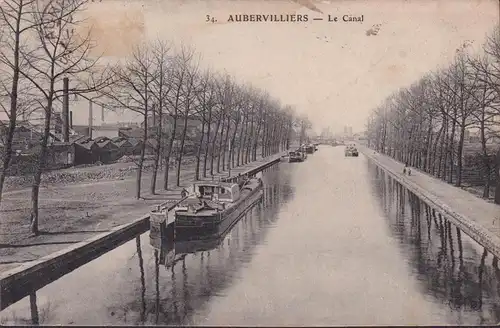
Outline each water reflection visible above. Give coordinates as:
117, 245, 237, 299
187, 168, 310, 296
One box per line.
134, 167, 291, 325
369, 163, 500, 325
29, 293, 38, 325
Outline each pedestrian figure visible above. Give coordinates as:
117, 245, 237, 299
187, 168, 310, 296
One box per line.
408, 168, 412, 176
403, 163, 408, 175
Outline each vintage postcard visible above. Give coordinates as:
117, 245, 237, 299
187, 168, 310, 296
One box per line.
0, 0, 499, 325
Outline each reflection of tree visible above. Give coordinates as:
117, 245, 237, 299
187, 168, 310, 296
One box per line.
171, 262, 179, 322
182, 257, 189, 320
136, 236, 146, 323
368, 163, 500, 324
154, 249, 160, 324
478, 248, 488, 313
30, 292, 39, 325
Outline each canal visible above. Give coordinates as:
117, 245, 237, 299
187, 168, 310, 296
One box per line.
1, 145, 499, 325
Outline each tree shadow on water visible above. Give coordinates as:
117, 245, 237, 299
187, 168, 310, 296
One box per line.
367, 164, 500, 324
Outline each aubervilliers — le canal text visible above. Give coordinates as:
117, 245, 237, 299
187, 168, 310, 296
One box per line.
225, 14, 364, 23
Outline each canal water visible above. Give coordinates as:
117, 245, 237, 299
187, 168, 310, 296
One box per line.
1, 145, 500, 325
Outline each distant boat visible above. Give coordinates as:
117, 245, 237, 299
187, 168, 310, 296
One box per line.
297, 146, 308, 159
304, 144, 315, 154
345, 144, 359, 157
173, 176, 264, 239
288, 150, 305, 163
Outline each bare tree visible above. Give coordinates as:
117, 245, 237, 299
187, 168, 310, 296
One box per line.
103, 43, 155, 200
468, 53, 500, 197
440, 53, 480, 186
175, 46, 199, 187
148, 40, 172, 194
228, 85, 245, 168
18, 0, 113, 234
162, 51, 187, 190
210, 74, 232, 176
193, 69, 216, 180
251, 92, 268, 160
0, 0, 40, 205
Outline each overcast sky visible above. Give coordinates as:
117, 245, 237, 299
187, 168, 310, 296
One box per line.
3, 0, 498, 134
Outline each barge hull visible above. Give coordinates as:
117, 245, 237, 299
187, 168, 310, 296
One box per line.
175, 187, 264, 240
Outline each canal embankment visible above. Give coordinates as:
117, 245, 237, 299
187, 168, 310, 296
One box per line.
0, 151, 286, 312
358, 144, 500, 260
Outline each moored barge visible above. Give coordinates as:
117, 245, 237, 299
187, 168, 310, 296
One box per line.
173, 176, 264, 239
288, 150, 305, 163
304, 144, 315, 154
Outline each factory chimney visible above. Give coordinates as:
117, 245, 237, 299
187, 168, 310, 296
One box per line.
62, 77, 69, 142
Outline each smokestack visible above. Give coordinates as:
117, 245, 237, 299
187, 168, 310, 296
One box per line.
69, 111, 73, 129
88, 100, 93, 139
62, 77, 69, 142
101, 104, 104, 123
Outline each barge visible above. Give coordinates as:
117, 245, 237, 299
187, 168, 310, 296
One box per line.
345, 145, 359, 157
304, 144, 315, 154
173, 176, 264, 239
288, 150, 305, 163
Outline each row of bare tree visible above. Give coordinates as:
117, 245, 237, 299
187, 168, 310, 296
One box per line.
0, 0, 310, 235
366, 26, 500, 201
102, 40, 308, 200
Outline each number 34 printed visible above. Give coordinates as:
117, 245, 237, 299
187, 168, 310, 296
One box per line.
206, 15, 216, 23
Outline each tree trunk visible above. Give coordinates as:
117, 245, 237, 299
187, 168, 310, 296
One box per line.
494, 148, 500, 205
210, 113, 222, 176
438, 117, 448, 179
30, 97, 54, 235
253, 120, 262, 161
381, 123, 387, 154
195, 111, 206, 180
176, 114, 189, 186
424, 120, 433, 172
431, 126, 443, 176
216, 114, 226, 172
136, 112, 147, 199
0, 11, 23, 206
479, 115, 491, 198
237, 114, 247, 165
262, 122, 268, 158
245, 116, 254, 163
269, 123, 278, 155
239, 114, 249, 165
231, 114, 241, 167
203, 107, 212, 177
222, 115, 231, 171
163, 114, 178, 190
150, 109, 162, 194
456, 121, 466, 187
448, 113, 457, 184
